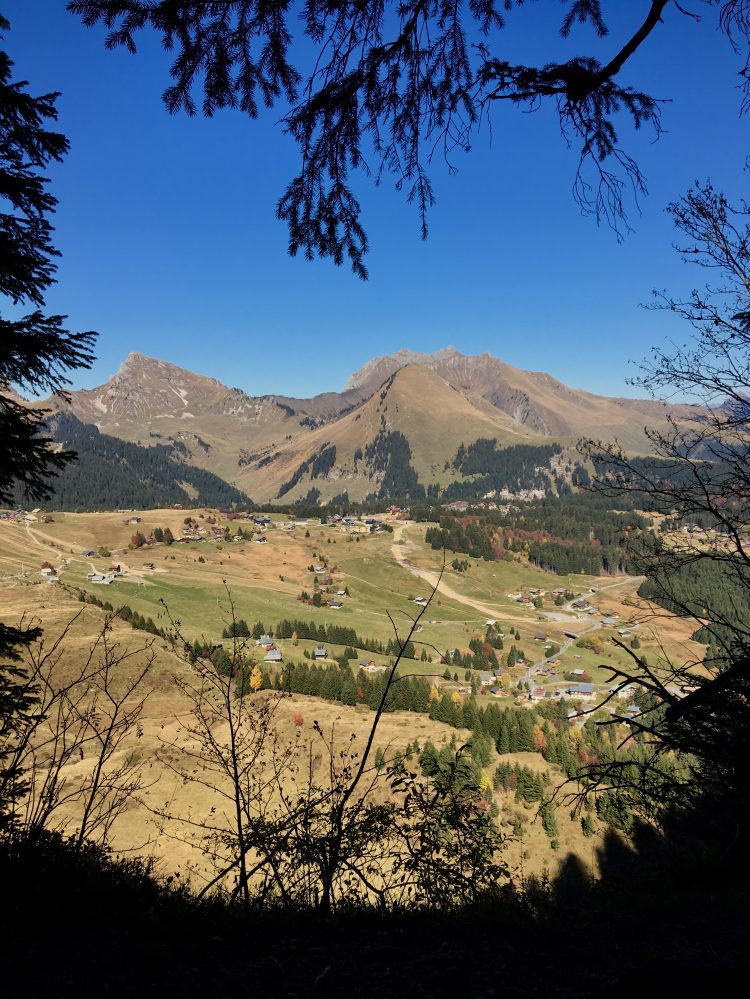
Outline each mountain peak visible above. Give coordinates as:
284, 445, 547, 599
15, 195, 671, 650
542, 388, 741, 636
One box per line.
344, 346, 465, 392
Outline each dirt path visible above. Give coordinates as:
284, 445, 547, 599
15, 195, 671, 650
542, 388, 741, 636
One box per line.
390, 525, 522, 621
392, 526, 646, 628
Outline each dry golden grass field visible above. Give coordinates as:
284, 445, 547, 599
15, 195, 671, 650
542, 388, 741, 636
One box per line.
0, 507, 707, 887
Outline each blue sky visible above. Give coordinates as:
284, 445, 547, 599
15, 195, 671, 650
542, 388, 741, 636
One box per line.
2, 2, 748, 398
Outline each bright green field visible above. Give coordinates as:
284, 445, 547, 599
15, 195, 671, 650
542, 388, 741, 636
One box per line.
0, 509, 697, 683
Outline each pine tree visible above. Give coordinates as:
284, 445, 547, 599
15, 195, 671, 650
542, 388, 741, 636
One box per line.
0, 18, 96, 511
0, 18, 98, 776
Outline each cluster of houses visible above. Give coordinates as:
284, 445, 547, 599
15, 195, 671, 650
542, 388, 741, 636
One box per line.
529, 683, 596, 703
255, 633, 331, 664
358, 658, 387, 673
506, 587, 547, 606
3, 508, 53, 524
85, 563, 123, 585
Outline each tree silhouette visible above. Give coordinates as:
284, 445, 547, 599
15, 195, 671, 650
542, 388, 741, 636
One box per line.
581, 181, 750, 851
0, 17, 97, 790
68, 1, 749, 276
0, 16, 96, 511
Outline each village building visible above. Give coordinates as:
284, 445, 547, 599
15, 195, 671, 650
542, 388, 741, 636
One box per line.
565, 683, 595, 701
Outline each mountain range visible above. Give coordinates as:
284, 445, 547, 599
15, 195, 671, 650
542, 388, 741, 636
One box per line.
42, 347, 694, 505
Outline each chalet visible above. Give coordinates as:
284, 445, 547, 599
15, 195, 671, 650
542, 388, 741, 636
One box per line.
493, 668, 505, 679
571, 599, 589, 610
489, 686, 505, 697
359, 658, 386, 673
108, 565, 122, 575
257, 635, 274, 648
617, 628, 631, 637
529, 687, 546, 702
479, 671, 494, 687
90, 574, 113, 585
485, 620, 496, 627
253, 536, 268, 544
413, 596, 428, 606
534, 632, 547, 642
42, 572, 59, 583
565, 683, 595, 700
328, 601, 343, 609
336, 589, 347, 596
126, 517, 142, 525
313, 565, 326, 573
314, 645, 327, 659
263, 648, 283, 663
40, 566, 55, 577
570, 668, 586, 676
143, 563, 155, 571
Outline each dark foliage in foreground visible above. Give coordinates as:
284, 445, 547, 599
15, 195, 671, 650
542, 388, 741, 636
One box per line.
69, 2, 750, 275
1, 826, 746, 996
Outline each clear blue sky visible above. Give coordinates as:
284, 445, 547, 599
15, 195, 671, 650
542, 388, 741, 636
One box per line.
2, 1, 748, 398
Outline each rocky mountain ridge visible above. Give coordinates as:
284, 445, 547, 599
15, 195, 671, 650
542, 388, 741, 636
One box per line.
40, 348, 695, 504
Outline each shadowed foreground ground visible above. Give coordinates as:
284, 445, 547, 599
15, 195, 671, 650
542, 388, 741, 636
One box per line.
1, 829, 747, 997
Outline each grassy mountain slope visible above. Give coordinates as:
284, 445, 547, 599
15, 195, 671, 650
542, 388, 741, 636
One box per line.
37, 348, 705, 504
235, 364, 545, 502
